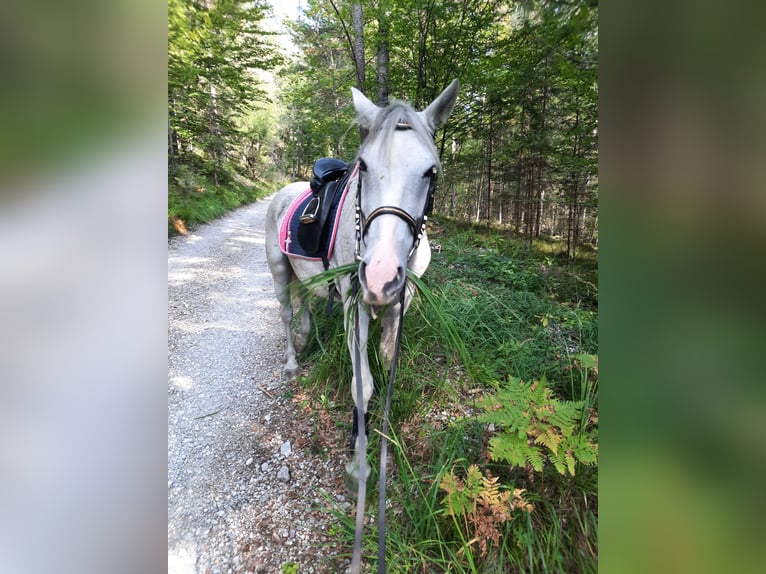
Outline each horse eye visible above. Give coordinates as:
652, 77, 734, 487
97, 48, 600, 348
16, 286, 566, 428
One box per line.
358, 159, 367, 172
424, 166, 437, 178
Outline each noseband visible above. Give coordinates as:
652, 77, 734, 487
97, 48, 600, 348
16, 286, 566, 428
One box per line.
353, 155, 437, 262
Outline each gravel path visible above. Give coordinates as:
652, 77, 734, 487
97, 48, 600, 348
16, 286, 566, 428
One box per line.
168, 197, 352, 573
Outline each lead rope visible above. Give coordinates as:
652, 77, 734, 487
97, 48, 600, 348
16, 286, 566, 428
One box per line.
349, 278, 406, 574
377, 286, 406, 573
351, 277, 368, 574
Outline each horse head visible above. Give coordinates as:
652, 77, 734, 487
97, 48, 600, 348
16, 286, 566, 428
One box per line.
351, 80, 459, 306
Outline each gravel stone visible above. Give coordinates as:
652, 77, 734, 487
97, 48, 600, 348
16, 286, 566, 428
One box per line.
168, 198, 351, 573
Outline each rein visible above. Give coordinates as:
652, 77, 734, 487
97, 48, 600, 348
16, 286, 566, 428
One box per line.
350, 276, 368, 573
350, 278, 406, 574
376, 286, 406, 572
350, 156, 435, 572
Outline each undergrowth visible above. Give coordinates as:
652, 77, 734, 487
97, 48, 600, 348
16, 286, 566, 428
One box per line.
295, 217, 598, 572
168, 157, 276, 236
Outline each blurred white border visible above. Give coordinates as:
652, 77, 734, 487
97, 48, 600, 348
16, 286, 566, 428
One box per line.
0, 125, 167, 573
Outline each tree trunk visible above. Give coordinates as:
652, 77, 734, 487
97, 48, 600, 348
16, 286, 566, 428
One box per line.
535, 159, 543, 238
526, 164, 534, 247
415, 2, 430, 102
168, 99, 179, 178
566, 208, 572, 258
352, 4, 365, 88
514, 156, 523, 232
351, 4, 367, 140
209, 81, 222, 187
536, 184, 544, 237
536, 58, 549, 239
567, 107, 582, 258
376, 0, 390, 106
475, 166, 484, 223
486, 112, 493, 228
498, 179, 504, 226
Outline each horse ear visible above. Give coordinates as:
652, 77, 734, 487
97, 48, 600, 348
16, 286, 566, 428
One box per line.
419, 79, 460, 132
351, 87, 380, 130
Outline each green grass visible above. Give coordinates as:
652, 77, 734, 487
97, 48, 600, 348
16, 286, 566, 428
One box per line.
168, 157, 276, 236
295, 217, 598, 572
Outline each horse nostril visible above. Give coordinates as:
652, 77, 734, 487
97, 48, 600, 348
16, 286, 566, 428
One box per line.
383, 266, 406, 297
357, 261, 405, 304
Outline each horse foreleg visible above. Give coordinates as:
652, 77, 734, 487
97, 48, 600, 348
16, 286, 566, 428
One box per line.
379, 281, 414, 368
344, 300, 374, 492
349, 406, 370, 453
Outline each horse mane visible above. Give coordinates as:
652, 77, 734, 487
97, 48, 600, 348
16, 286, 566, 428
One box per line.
356, 100, 441, 169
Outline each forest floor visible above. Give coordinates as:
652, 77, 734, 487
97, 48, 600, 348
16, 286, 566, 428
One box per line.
168, 197, 354, 574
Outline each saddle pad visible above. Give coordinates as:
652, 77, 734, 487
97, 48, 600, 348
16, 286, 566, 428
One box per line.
279, 177, 353, 261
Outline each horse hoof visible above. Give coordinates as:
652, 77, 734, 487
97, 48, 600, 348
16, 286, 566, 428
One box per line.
344, 460, 371, 496
344, 467, 360, 496
284, 364, 300, 380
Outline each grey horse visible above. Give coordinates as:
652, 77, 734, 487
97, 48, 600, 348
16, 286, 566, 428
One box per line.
265, 80, 459, 486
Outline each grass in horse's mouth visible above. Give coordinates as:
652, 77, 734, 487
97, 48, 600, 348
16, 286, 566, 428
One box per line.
368, 304, 385, 319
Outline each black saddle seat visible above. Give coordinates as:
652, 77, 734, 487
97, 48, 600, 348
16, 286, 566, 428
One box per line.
310, 158, 349, 193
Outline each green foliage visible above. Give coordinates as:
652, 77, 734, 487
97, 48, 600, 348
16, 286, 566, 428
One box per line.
167, 1, 284, 235
168, 161, 269, 235
297, 222, 597, 571
479, 374, 598, 476
430, 354, 598, 570
276, 1, 362, 178
168, 0, 282, 214
279, 0, 598, 253
440, 464, 534, 559
425, 219, 597, 391
280, 562, 299, 574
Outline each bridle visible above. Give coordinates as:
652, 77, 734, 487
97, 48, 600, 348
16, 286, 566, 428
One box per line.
354, 166, 437, 263
353, 127, 438, 263
349, 123, 438, 574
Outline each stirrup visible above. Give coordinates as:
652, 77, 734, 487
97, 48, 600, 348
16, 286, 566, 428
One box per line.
300, 196, 320, 223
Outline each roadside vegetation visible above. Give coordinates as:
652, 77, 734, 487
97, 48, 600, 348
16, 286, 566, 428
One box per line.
168, 158, 277, 236
294, 218, 598, 573
168, 0, 282, 237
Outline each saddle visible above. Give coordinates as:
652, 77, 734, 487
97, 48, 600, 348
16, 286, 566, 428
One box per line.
297, 158, 349, 257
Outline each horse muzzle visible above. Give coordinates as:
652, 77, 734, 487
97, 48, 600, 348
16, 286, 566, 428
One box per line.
358, 259, 406, 306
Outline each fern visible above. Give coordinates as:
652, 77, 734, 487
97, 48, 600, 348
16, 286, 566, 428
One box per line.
479, 373, 598, 476
440, 464, 484, 517
440, 363, 597, 564
488, 435, 544, 472
548, 400, 581, 436
439, 465, 533, 558
572, 433, 599, 464
533, 425, 564, 455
